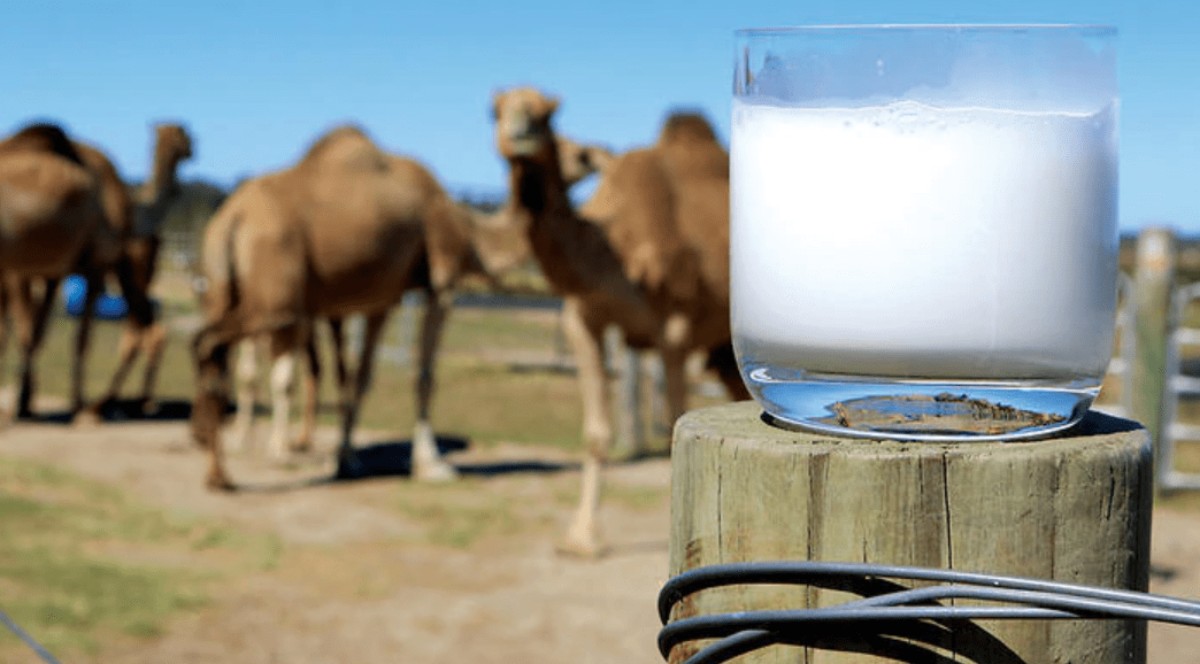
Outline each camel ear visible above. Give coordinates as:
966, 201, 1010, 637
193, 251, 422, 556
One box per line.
546, 96, 560, 117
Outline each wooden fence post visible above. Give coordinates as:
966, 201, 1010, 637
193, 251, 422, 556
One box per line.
1130, 227, 1177, 481
607, 327, 646, 459
667, 402, 1153, 664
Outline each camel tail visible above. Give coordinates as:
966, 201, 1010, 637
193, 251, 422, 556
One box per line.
200, 193, 245, 314
194, 188, 304, 357
192, 196, 247, 361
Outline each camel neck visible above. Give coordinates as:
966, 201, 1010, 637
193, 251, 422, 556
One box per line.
133, 145, 181, 237
141, 147, 179, 206
511, 158, 570, 218
507, 152, 591, 295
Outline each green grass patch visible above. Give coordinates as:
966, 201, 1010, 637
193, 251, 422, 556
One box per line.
605, 483, 670, 511
0, 456, 274, 660
390, 480, 531, 549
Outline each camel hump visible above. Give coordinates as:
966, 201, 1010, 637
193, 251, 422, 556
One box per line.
657, 111, 719, 146
656, 111, 729, 183
586, 148, 699, 302
1, 122, 84, 164
298, 125, 387, 172
385, 155, 445, 196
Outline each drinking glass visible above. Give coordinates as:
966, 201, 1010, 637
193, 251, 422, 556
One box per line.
730, 25, 1118, 440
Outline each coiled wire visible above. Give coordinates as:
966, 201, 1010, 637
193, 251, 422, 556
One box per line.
658, 561, 1200, 664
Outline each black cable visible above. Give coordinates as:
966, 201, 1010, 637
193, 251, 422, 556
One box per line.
658, 561, 1200, 664
659, 561, 1200, 623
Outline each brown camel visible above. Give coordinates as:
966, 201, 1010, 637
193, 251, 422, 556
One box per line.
3, 124, 192, 420
192, 125, 513, 488
227, 135, 613, 461
492, 87, 750, 556
0, 124, 113, 417
89, 123, 194, 415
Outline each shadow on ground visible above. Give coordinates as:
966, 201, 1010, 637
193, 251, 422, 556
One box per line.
236, 435, 574, 494
21, 398, 200, 425
340, 436, 574, 479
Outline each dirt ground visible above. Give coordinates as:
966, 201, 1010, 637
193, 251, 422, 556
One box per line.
4, 413, 1200, 663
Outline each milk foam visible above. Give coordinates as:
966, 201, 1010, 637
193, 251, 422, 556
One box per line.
731, 99, 1118, 379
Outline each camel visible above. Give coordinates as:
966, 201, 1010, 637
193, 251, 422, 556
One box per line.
226, 134, 613, 461
192, 124, 533, 489
0, 124, 113, 417
88, 123, 194, 415
2, 124, 193, 420
491, 87, 750, 556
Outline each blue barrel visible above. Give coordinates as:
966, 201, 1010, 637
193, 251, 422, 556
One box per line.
61, 274, 131, 321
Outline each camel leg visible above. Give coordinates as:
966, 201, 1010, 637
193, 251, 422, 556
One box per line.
412, 290, 457, 482
265, 330, 301, 461
192, 328, 235, 491
133, 237, 166, 414
291, 317, 348, 454
334, 312, 387, 480
136, 321, 167, 414
707, 341, 751, 401
14, 277, 60, 419
328, 318, 350, 392
97, 325, 141, 412
229, 338, 259, 454
558, 297, 611, 558
659, 347, 690, 427
94, 253, 158, 414
659, 311, 695, 427
68, 271, 105, 423
294, 331, 321, 453
7, 278, 36, 418
0, 281, 9, 418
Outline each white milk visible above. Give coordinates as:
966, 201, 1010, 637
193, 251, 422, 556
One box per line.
731, 99, 1118, 381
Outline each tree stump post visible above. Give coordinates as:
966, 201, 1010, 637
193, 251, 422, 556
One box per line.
668, 402, 1153, 664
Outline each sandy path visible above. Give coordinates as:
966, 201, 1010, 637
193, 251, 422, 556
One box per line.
3, 417, 1200, 662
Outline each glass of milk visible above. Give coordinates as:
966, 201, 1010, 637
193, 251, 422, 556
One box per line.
731, 25, 1118, 440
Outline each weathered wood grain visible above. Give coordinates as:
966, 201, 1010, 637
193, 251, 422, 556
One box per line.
668, 402, 1152, 664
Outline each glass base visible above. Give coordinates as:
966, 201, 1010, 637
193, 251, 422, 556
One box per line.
744, 368, 1098, 442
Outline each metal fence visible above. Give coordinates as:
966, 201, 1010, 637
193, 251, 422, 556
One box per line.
1157, 281, 1200, 490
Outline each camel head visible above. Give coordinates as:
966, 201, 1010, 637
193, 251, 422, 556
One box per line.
493, 87, 560, 161
155, 123, 194, 162
556, 137, 614, 187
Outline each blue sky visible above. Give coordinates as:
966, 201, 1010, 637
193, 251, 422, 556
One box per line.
1, 0, 1196, 232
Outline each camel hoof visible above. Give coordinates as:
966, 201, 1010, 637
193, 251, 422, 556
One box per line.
206, 474, 236, 492
554, 529, 608, 559
265, 437, 292, 462
414, 459, 459, 483
71, 408, 101, 429
289, 437, 313, 454
334, 453, 369, 481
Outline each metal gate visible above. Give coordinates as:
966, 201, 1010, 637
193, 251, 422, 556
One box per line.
1158, 281, 1200, 490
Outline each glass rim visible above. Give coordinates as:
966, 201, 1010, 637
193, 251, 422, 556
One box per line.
735, 24, 1116, 37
